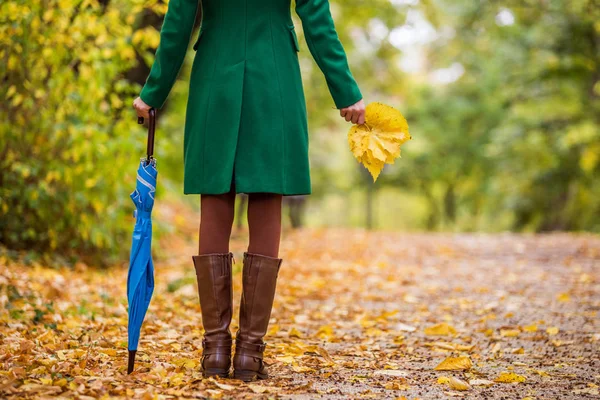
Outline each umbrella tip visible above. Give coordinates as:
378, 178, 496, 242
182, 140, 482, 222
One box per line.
127, 350, 137, 374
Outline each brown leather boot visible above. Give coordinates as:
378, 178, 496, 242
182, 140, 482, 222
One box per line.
232, 252, 282, 381
192, 252, 235, 378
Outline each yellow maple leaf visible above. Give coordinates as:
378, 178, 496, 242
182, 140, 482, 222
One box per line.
348, 102, 411, 181
434, 356, 472, 371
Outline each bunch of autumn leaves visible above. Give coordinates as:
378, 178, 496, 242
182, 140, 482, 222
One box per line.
347, 102, 411, 181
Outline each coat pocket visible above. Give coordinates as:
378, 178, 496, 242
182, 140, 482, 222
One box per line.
192, 28, 205, 51
288, 25, 300, 52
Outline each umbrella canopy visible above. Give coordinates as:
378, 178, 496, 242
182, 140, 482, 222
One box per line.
127, 110, 157, 374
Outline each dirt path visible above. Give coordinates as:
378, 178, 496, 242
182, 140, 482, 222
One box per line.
1, 227, 599, 399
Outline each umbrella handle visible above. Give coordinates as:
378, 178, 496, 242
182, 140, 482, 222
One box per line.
137, 108, 156, 164
127, 350, 137, 374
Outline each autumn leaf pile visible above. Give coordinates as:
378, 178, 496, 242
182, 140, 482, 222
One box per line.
1, 203, 599, 399
348, 102, 411, 181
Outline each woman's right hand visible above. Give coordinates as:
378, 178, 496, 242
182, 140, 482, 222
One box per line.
340, 99, 366, 125
133, 97, 152, 120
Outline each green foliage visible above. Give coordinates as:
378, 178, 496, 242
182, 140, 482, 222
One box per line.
0, 0, 164, 264
412, 0, 600, 231
354, 0, 600, 231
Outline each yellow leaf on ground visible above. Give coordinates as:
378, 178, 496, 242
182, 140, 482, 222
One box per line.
425, 323, 457, 336
469, 379, 495, 387
434, 356, 472, 371
438, 376, 471, 391
291, 363, 315, 373
374, 369, 408, 377
557, 293, 570, 302
99, 348, 117, 357
315, 324, 334, 340
288, 327, 302, 338
424, 341, 474, 351
500, 329, 520, 337
53, 378, 67, 387
385, 379, 409, 390
247, 384, 268, 393
547, 327, 559, 335
213, 381, 235, 391
276, 356, 295, 364
494, 372, 527, 383
172, 358, 197, 369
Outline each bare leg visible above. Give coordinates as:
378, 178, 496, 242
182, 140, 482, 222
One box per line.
198, 185, 236, 255
247, 193, 283, 258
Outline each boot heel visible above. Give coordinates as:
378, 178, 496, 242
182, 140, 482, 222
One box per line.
203, 368, 230, 378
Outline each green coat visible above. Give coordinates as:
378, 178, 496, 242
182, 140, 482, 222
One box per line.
140, 0, 363, 195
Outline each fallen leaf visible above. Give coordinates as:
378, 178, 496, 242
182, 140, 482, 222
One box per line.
288, 327, 302, 338
557, 293, 570, 302
275, 355, 295, 364
500, 329, 520, 337
494, 372, 527, 383
438, 376, 471, 391
213, 381, 235, 391
547, 327, 559, 335
292, 364, 316, 373
374, 369, 409, 377
384, 379, 409, 390
469, 379, 495, 387
434, 356, 472, 371
315, 325, 334, 340
172, 358, 197, 369
395, 323, 417, 332
247, 384, 268, 393
424, 342, 474, 352
425, 323, 457, 336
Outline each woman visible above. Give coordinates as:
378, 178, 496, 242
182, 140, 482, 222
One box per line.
133, 0, 365, 381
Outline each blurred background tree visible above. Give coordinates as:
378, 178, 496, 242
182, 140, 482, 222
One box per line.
1, 0, 598, 264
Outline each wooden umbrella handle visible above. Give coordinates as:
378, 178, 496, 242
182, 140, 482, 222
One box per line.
137, 108, 156, 163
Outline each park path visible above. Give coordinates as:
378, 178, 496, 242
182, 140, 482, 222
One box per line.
1, 214, 599, 399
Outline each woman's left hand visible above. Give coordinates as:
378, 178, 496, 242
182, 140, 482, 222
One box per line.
133, 97, 152, 120
340, 99, 366, 125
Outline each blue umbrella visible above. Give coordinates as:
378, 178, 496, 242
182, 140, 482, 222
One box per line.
127, 109, 157, 374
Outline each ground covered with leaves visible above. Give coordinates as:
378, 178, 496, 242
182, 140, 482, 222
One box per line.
1, 224, 599, 399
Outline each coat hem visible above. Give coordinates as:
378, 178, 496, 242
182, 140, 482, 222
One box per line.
183, 187, 312, 196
